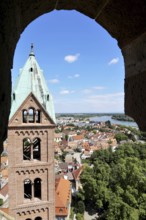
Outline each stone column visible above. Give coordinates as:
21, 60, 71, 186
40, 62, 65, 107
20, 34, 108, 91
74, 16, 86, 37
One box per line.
122, 32, 146, 130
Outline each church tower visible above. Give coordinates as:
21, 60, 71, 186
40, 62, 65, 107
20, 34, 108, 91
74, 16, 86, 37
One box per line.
8, 45, 56, 220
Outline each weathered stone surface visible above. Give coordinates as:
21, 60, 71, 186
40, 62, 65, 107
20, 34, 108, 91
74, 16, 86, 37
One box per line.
0, 0, 146, 153
125, 71, 146, 131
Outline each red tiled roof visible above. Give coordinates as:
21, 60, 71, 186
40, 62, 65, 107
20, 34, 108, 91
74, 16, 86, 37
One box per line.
0, 183, 8, 197
73, 166, 83, 180
55, 178, 71, 216
73, 135, 84, 141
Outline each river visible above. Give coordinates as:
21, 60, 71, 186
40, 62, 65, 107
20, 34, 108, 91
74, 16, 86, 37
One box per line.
90, 115, 138, 128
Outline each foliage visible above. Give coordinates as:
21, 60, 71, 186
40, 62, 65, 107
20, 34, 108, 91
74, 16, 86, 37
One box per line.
80, 143, 146, 219
60, 151, 68, 162
114, 133, 128, 143
70, 207, 74, 220
111, 114, 134, 122
65, 134, 68, 141
76, 213, 84, 220
77, 200, 85, 214
0, 198, 3, 206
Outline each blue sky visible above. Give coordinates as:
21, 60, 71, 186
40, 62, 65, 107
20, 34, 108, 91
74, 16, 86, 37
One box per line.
12, 10, 125, 113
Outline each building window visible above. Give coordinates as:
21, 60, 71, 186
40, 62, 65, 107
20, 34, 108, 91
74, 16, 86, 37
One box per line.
47, 94, 49, 101
34, 178, 41, 199
35, 217, 42, 220
23, 138, 31, 160
30, 67, 33, 72
28, 108, 35, 123
22, 108, 41, 123
13, 93, 15, 100
22, 110, 28, 123
26, 219, 32, 220
24, 179, 32, 199
36, 110, 41, 123
33, 138, 41, 160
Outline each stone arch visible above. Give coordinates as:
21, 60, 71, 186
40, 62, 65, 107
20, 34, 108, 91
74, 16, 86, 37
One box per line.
24, 178, 32, 200
35, 217, 42, 220
23, 137, 31, 160
34, 178, 42, 199
32, 137, 41, 160
35, 109, 41, 123
22, 109, 28, 123
28, 107, 35, 123
1, 1, 146, 153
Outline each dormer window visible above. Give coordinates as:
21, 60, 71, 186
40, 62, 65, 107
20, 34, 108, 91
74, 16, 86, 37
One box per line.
13, 93, 15, 100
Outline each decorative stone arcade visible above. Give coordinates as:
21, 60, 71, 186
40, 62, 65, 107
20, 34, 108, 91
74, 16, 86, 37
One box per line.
0, 1, 146, 155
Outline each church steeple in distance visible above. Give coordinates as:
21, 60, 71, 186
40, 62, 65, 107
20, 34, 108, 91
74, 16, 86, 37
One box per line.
10, 45, 56, 123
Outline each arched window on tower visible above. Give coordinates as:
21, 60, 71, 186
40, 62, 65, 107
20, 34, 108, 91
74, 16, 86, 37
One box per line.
23, 138, 31, 160
30, 67, 33, 72
28, 108, 35, 123
33, 138, 41, 160
24, 179, 32, 199
47, 94, 49, 101
13, 93, 15, 100
35, 217, 42, 220
26, 219, 32, 220
22, 110, 28, 123
36, 110, 41, 123
34, 178, 41, 199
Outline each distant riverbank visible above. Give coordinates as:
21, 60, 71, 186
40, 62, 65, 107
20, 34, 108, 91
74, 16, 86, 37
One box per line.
90, 115, 138, 127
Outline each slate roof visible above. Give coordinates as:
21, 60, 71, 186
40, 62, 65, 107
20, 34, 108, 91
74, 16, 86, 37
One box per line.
10, 45, 56, 123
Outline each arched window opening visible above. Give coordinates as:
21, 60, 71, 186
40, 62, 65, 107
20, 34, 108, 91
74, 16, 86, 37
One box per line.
34, 178, 41, 199
24, 179, 32, 199
22, 110, 28, 123
47, 94, 49, 101
30, 67, 33, 72
35, 217, 42, 220
36, 110, 41, 123
13, 93, 15, 100
26, 219, 32, 220
28, 108, 35, 123
33, 138, 41, 160
23, 138, 31, 160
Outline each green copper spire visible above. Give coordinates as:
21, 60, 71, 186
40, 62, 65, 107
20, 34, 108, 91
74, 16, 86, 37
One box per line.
10, 45, 56, 123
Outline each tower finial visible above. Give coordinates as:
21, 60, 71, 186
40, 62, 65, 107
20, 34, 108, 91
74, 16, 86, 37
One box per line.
29, 43, 35, 56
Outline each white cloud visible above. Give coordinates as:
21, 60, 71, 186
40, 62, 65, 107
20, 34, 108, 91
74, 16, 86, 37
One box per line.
93, 86, 105, 90
74, 74, 80, 78
108, 57, 119, 65
60, 89, 75, 95
64, 53, 80, 63
49, 79, 59, 84
68, 74, 80, 79
54, 92, 124, 113
82, 89, 92, 94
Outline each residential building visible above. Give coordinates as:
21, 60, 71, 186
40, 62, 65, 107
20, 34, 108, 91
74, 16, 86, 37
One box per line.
55, 178, 71, 220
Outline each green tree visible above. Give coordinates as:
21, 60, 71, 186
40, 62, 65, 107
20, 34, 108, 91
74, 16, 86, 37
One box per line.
76, 213, 84, 220
115, 133, 128, 143
0, 198, 3, 206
